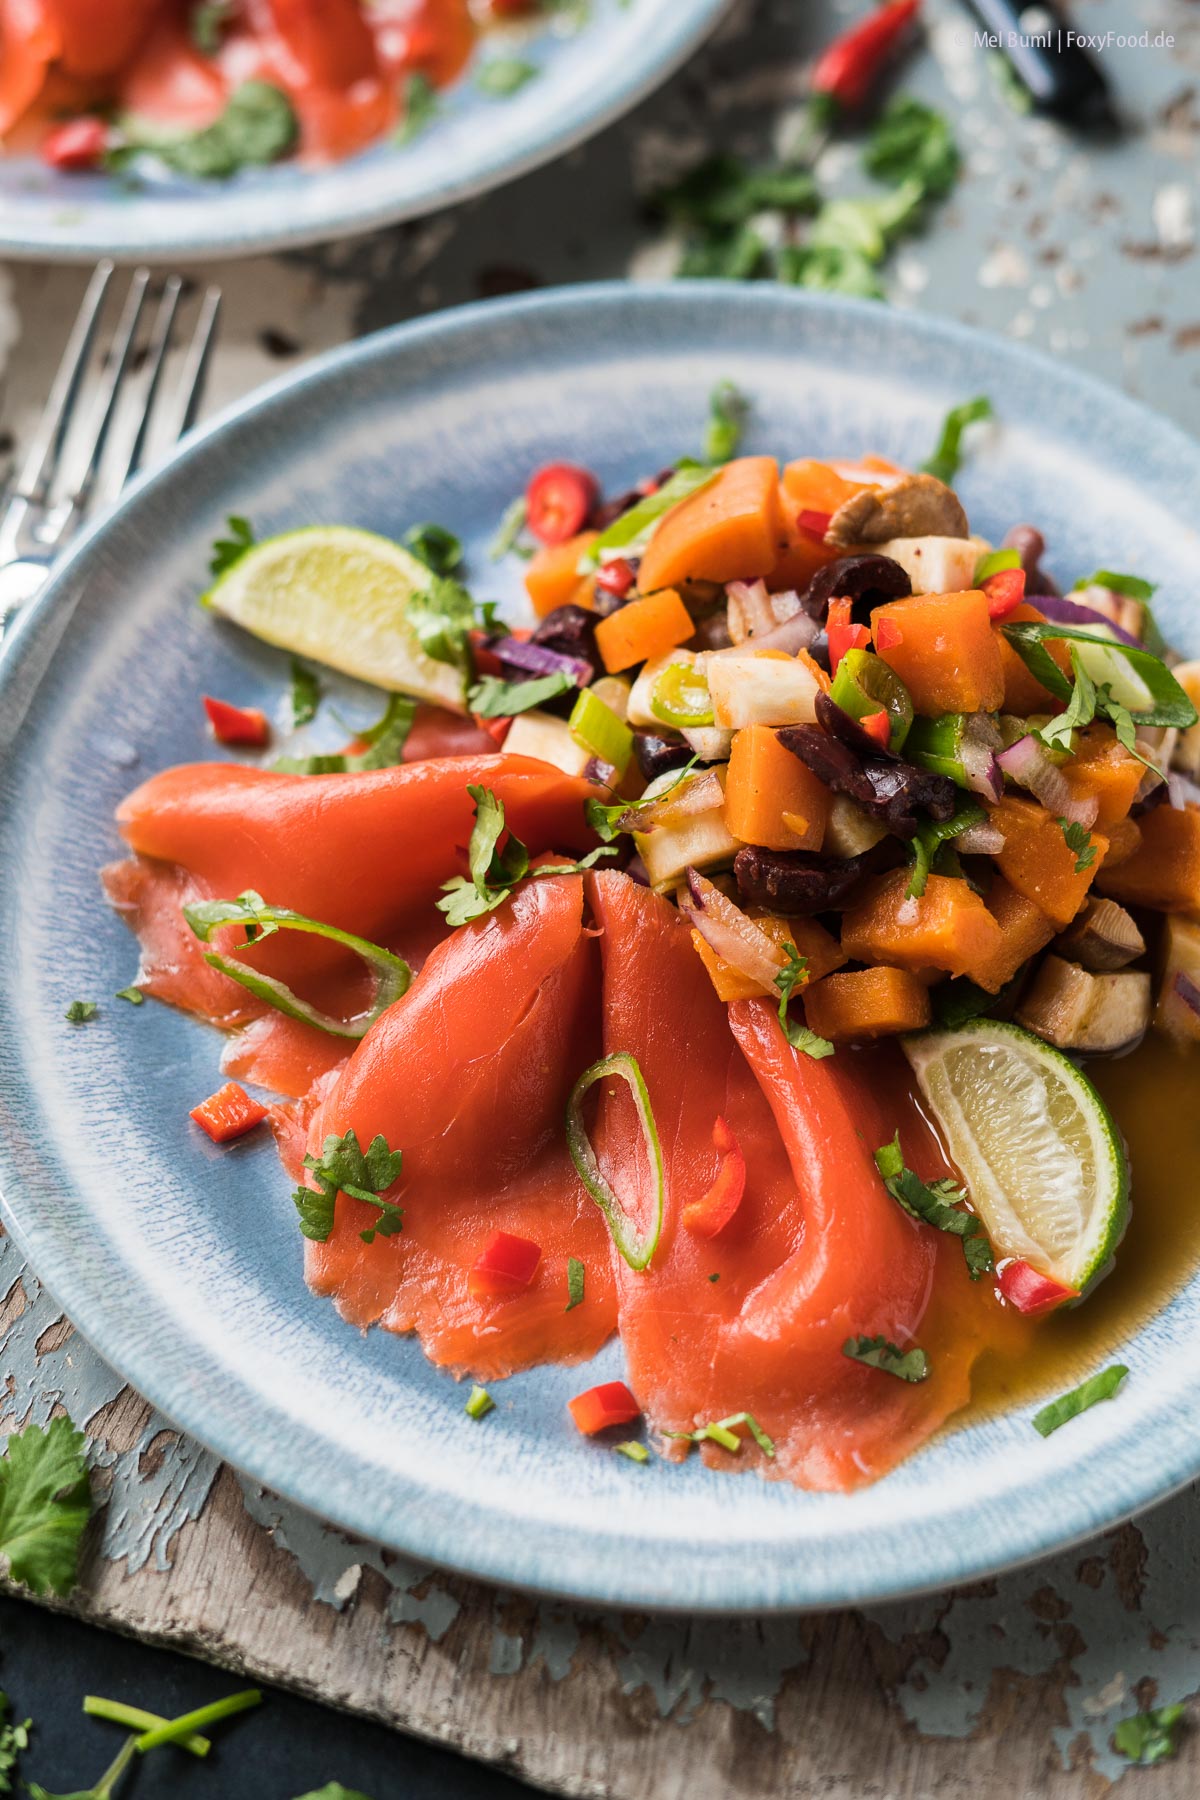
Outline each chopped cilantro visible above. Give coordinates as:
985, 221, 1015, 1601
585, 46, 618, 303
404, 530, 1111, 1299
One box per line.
64, 1001, 97, 1025
402, 522, 463, 577
438, 784, 613, 926
465, 1386, 495, 1420
289, 658, 320, 728
467, 671, 574, 718
293, 1129, 403, 1245
614, 1441, 648, 1464
0, 1417, 91, 1598
707, 1272, 720, 1283
1112, 1704, 1185, 1766
1031, 1364, 1128, 1438
1037, 645, 1097, 751
1074, 569, 1157, 604
114, 987, 144, 1006
863, 98, 960, 202
920, 395, 992, 486
704, 380, 748, 464
907, 800, 986, 899
875, 1135, 993, 1278
476, 58, 538, 96
584, 758, 700, 841
209, 514, 255, 579
0, 1692, 31, 1795
843, 1334, 929, 1382
652, 153, 820, 232
1059, 817, 1097, 874
120, 82, 296, 180
395, 73, 437, 144
774, 943, 835, 1060
565, 1257, 585, 1312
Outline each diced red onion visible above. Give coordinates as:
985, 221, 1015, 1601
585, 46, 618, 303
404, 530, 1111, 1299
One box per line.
741, 610, 820, 655
726, 579, 776, 644
1176, 972, 1200, 1019
997, 734, 1098, 828
1168, 771, 1200, 811
493, 636, 592, 685
1032, 593, 1144, 650
679, 867, 785, 990
956, 821, 1005, 855
960, 717, 1003, 801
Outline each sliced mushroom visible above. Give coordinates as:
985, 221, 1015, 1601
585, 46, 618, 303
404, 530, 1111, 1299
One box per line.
1015, 955, 1151, 1053
1053, 898, 1146, 973
1154, 915, 1200, 1046
825, 473, 969, 548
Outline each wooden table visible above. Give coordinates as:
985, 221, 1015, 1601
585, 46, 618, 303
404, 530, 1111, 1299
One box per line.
3, 0, 1200, 1790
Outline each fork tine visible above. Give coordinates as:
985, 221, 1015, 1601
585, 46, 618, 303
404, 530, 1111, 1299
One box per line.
102, 275, 182, 501
15, 259, 113, 503
57, 266, 151, 511
162, 285, 221, 447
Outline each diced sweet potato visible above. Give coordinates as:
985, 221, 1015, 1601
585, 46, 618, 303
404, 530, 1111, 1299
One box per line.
637, 457, 783, 593
525, 531, 598, 617
989, 794, 1108, 928
839, 869, 1006, 980
803, 966, 931, 1041
1097, 803, 1200, 914
594, 588, 694, 673
870, 589, 1005, 715
690, 911, 845, 1002
996, 602, 1073, 714
972, 877, 1058, 994
724, 724, 829, 851
1063, 724, 1145, 829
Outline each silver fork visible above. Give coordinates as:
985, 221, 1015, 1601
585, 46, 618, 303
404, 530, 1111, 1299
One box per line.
0, 260, 221, 639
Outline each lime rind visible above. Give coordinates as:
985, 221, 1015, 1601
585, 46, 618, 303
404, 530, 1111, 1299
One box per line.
902, 1018, 1130, 1296
203, 524, 466, 713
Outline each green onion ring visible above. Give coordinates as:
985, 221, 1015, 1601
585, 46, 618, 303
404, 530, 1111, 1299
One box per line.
183, 890, 410, 1040
566, 1052, 664, 1271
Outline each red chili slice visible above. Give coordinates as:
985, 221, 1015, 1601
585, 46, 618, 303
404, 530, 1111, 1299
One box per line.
190, 1082, 269, 1144
525, 463, 599, 546
469, 1229, 543, 1299
860, 708, 892, 748
42, 116, 109, 172
873, 616, 904, 651
473, 714, 513, 747
997, 1260, 1077, 1315
682, 1115, 747, 1239
796, 508, 833, 540
982, 567, 1027, 619
595, 556, 636, 600
826, 598, 871, 676
203, 695, 270, 747
567, 1380, 641, 1436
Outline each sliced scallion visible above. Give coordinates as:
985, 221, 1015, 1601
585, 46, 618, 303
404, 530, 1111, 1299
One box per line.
565, 1052, 664, 1271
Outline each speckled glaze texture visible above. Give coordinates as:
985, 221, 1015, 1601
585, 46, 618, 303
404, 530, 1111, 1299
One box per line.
0, 0, 727, 262
1, 286, 1198, 1612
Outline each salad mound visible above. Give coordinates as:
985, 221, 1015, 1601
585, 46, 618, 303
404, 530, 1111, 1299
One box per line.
100, 390, 1200, 1490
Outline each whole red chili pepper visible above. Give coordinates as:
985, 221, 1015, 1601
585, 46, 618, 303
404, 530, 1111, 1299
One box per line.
810, 0, 921, 116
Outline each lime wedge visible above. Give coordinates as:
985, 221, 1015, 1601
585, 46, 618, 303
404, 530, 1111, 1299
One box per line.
204, 526, 466, 712
902, 1018, 1130, 1295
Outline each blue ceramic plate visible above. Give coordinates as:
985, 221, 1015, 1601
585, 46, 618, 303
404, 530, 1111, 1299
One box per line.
2, 286, 1199, 1612
0, 0, 725, 261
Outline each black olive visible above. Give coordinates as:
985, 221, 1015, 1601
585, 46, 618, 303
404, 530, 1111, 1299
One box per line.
778, 721, 957, 838
734, 840, 901, 914
633, 731, 694, 781
801, 554, 912, 626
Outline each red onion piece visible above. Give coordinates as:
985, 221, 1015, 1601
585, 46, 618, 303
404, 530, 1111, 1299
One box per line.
1032, 594, 1144, 650
744, 610, 820, 654
960, 717, 1004, 801
725, 578, 777, 643
625, 854, 651, 887
956, 821, 1005, 855
679, 868, 785, 990
1176, 972, 1200, 1019
493, 636, 592, 685
619, 767, 723, 834
997, 734, 1099, 828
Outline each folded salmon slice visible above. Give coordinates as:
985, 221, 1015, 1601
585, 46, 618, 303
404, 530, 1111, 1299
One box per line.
586, 871, 992, 1491
304, 874, 617, 1378
104, 751, 597, 1094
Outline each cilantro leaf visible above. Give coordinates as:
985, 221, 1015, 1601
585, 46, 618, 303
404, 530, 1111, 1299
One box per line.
1001, 620, 1198, 730
843, 1334, 929, 1382
122, 82, 296, 181
1037, 645, 1097, 751
704, 380, 748, 464
1112, 1704, 1185, 1766
467, 671, 574, 718
295, 1129, 403, 1245
0, 1417, 92, 1598
1059, 817, 1098, 874
875, 1135, 993, 1278
476, 57, 538, 96
651, 153, 820, 231
920, 395, 992, 486
1074, 569, 1157, 604
774, 942, 835, 1059
1031, 1363, 1127, 1437
209, 514, 255, 579
289, 658, 320, 728
402, 522, 463, 577
778, 242, 883, 298
863, 99, 961, 201
0, 1692, 31, 1796
64, 1001, 98, 1025
566, 1257, 585, 1312
405, 575, 482, 696
395, 72, 437, 144
933, 972, 1024, 1030
440, 784, 613, 926
114, 987, 144, 1005
907, 800, 985, 899
584, 758, 700, 842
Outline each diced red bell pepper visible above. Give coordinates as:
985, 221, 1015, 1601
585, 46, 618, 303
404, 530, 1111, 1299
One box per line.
42, 116, 109, 172
526, 463, 598, 546
873, 616, 904, 651
982, 567, 1027, 619
997, 1259, 1077, 1316
595, 556, 636, 601
827, 597, 871, 676
796, 508, 832, 540
810, 0, 921, 113
203, 695, 270, 747
469, 1229, 543, 1299
190, 1082, 269, 1144
682, 1115, 747, 1239
473, 713, 513, 747
567, 1380, 641, 1436
861, 708, 892, 748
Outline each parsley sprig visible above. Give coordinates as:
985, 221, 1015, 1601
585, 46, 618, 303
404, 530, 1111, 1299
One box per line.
438, 785, 614, 927
209, 514, 255, 579
875, 1135, 993, 1279
774, 943, 835, 1060
1059, 818, 1097, 874
295, 1129, 404, 1245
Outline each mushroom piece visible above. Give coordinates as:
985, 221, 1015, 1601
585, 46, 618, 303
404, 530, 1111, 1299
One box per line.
1015, 955, 1151, 1053
1053, 898, 1146, 973
1154, 915, 1200, 1047
825, 472, 969, 548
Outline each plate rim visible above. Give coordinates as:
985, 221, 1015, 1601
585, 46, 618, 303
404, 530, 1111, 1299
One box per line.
0, 0, 729, 262
3, 281, 1200, 1613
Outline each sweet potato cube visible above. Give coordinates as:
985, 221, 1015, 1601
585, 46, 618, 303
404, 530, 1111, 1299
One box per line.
690, 911, 845, 1002
989, 795, 1108, 928
525, 531, 598, 617
724, 725, 829, 851
870, 589, 1005, 715
637, 457, 783, 593
996, 602, 1073, 714
1097, 804, 1200, 914
594, 588, 694, 673
972, 877, 1058, 994
803, 966, 932, 1041
1063, 724, 1145, 829
839, 869, 1006, 980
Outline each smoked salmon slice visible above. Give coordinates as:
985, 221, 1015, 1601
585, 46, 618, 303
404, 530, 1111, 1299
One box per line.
586, 871, 988, 1491
303, 874, 617, 1378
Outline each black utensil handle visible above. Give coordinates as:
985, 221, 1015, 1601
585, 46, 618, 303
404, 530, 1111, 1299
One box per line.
960, 0, 1112, 117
